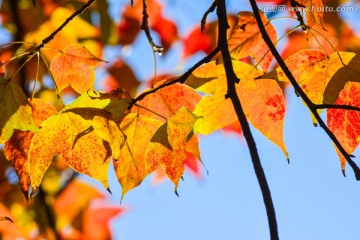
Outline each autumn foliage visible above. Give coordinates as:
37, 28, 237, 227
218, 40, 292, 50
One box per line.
0, 0, 360, 238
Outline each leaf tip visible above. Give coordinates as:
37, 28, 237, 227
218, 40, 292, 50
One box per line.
175, 190, 179, 197
342, 169, 346, 177
287, 158, 290, 164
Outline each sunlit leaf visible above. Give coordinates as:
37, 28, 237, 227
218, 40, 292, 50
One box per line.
28, 107, 124, 193
50, 44, 104, 94
114, 113, 163, 198
327, 82, 360, 169
188, 61, 288, 157
135, 81, 201, 121
0, 80, 37, 144
145, 107, 198, 190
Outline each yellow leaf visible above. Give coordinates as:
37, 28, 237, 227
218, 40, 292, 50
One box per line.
28, 108, 124, 193
50, 44, 104, 94
3, 99, 57, 197
0, 80, 37, 144
114, 113, 163, 198
145, 107, 198, 190
24, 7, 99, 60
189, 61, 288, 157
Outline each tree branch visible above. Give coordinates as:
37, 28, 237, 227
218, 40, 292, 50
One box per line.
201, 1, 216, 32
35, 0, 97, 51
141, 0, 163, 54
216, 1, 279, 239
315, 104, 360, 112
248, 0, 360, 180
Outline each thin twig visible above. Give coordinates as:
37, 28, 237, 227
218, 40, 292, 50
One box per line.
129, 46, 220, 108
316, 104, 360, 112
248, 0, 360, 180
141, 0, 163, 54
216, 1, 279, 239
201, 1, 216, 32
35, 0, 97, 51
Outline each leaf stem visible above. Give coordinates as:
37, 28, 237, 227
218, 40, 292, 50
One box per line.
216, 1, 279, 239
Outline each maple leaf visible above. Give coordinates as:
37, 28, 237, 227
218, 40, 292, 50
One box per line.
327, 82, 360, 169
295, 0, 325, 28
186, 60, 288, 157
227, 11, 277, 72
145, 107, 199, 191
135, 81, 201, 121
114, 113, 163, 198
50, 44, 104, 94
28, 95, 125, 193
0, 79, 37, 144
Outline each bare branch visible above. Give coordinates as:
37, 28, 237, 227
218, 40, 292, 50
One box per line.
216, 1, 279, 239
316, 104, 360, 112
141, 0, 163, 54
201, 1, 216, 32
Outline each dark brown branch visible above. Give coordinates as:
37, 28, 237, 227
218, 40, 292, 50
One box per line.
316, 104, 360, 112
141, 0, 163, 54
129, 46, 220, 108
248, 0, 360, 180
35, 0, 97, 51
216, 1, 279, 239
290, 0, 307, 30
201, 1, 216, 32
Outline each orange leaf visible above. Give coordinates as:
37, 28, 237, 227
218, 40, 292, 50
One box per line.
327, 82, 360, 169
145, 107, 198, 191
83, 200, 126, 239
262, 51, 360, 106
50, 44, 104, 94
114, 113, 163, 198
228, 11, 277, 72
296, 0, 325, 28
135, 81, 201, 121
54, 180, 105, 235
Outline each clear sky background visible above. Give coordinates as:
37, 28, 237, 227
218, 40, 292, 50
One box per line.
99, 1, 360, 239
